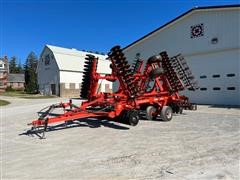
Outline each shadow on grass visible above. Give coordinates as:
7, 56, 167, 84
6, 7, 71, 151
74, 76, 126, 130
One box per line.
1, 90, 57, 99
0, 99, 10, 106
19, 118, 129, 139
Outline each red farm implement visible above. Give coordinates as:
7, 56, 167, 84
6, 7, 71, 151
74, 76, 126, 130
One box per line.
27, 46, 198, 138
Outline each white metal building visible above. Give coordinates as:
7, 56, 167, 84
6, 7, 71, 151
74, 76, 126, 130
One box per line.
123, 5, 240, 105
37, 45, 112, 97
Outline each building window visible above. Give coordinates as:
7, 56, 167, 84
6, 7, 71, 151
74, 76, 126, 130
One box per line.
213, 87, 221, 90
70, 83, 75, 89
227, 87, 235, 90
200, 75, 207, 79
200, 88, 207, 91
65, 83, 70, 89
0, 64, 3, 68
45, 54, 50, 65
75, 83, 80, 89
212, 74, 220, 78
226, 73, 235, 77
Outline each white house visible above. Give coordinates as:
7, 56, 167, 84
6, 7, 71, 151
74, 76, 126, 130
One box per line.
37, 45, 112, 97
123, 5, 240, 105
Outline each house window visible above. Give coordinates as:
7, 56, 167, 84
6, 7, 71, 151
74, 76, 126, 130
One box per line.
200, 75, 207, 79
213, 87, 221, 90
200, 88, 207, 91
226, 73, 235, 77
0, 64, 3, 68
227, 87, 235, 90
45, 54, 50, 65
212, 74, 220, 78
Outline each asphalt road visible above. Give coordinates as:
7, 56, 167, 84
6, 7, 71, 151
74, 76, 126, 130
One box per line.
1, 96, 240, 180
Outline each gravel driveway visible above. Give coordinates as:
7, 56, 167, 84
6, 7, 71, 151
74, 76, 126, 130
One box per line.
1, 96, 239, 179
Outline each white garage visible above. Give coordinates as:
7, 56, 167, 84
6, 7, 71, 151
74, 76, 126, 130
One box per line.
37, 45, 112, 97
123, 5, 240, 106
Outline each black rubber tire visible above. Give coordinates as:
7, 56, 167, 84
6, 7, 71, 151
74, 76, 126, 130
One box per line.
160, 106, 173, 121
149, 68, 164, 78
147, 55, 161, 63
146, 106, 157, 120
169, 103, 177, 113
175, 104, 182, 114
116, 110, 139, 126
128, 110, 139, 126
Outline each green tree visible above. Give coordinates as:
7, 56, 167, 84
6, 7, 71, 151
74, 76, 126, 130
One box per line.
16, 62, 24, 73
9, 56, 24, 73
9, 56, 18, 73
24, 52, 38, 93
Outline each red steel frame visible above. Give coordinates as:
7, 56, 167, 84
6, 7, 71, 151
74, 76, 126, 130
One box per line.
28, 46, 197, 134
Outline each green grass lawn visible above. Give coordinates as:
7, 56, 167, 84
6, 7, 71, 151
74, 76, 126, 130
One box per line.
0, 99, 10, 106
1, 91, 56, 99
22, 95, 56, 99
1, 91, 28, 97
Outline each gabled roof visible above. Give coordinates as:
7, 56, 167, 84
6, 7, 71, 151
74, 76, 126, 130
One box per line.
46, 45, 108, 72
123, 4, 240, 51
8, 74, 25, 83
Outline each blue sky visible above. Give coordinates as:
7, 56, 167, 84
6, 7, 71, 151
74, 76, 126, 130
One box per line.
1, 0, 239, 64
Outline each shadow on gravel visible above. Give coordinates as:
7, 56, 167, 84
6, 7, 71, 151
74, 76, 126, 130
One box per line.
139, 112, 187, 122
208, 105, 240, 109
19, 118, 129, 138
37, 112, 63, 117
70, 98, 82, 100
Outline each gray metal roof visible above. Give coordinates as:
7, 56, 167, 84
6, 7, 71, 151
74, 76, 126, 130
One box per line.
8, 74, 25, 83
46, 45, 108, 71
43, 45, 111, 74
